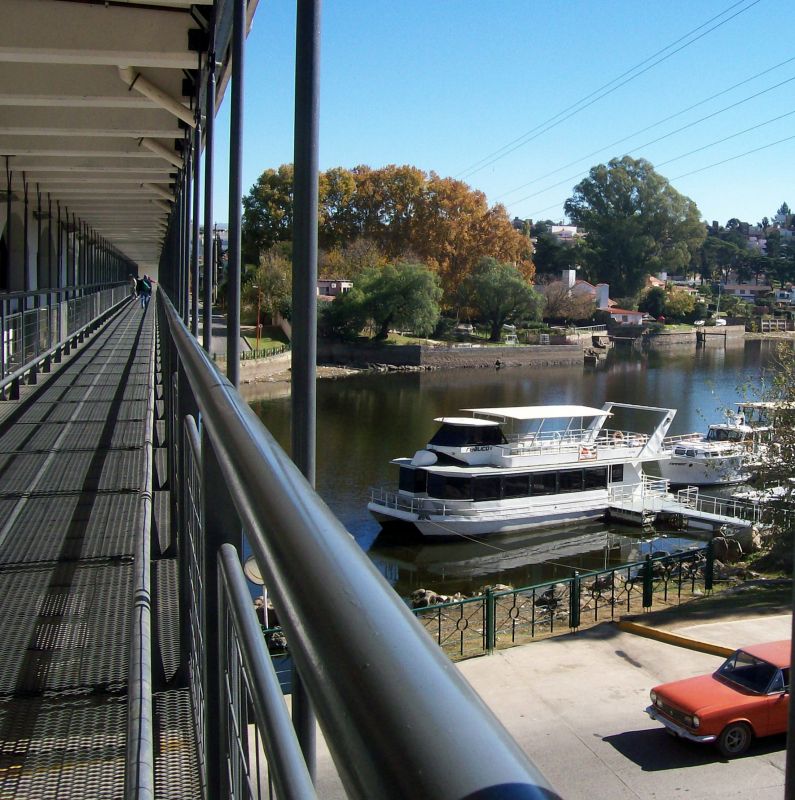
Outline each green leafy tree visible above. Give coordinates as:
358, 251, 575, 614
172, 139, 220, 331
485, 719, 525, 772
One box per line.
343, 262, 442, 340
460, 257, 542, 341
750, 344, 795, 571
565, 157, 705, 296
242, 165, 294, 263
639, 286, 666, 318
243, 246, 292, 324
663, 288, 696, 320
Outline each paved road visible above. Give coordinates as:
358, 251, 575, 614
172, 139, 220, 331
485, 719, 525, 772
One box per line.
312, 614, 790, 798
458, 614, 791, 800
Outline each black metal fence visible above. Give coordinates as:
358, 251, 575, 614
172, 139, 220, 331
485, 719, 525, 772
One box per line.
413, 545, 714, 661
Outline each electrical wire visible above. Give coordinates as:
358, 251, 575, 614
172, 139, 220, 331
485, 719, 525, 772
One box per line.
671, 133, 795, 181
497, 55, 795, 200
509, 73, 795, 207
456, 0, 762, 181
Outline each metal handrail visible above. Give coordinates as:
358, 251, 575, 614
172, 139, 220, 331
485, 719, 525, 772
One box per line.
159, 293, 558, 799
125, 304, 156, 800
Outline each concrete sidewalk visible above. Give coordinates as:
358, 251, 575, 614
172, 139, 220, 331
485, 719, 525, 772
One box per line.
312, 614, 790, 798
458, 614, 790, 799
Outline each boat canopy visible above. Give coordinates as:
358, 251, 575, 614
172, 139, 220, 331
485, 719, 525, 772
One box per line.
434, 417, 501, 427
463, 405, 611, 421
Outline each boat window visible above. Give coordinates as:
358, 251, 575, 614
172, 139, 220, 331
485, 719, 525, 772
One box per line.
428, 424, 507, 448
531, 472, 557, 495
399, 467, 427, 494
685, 449, 696, 458
609, 464, 624, 483
674, 447, 687, 456
427, 474, 472, 500
584, 467, 608, 490
559, 470, 584, 493
503, 474, 530, 498
474, 476, 501, 501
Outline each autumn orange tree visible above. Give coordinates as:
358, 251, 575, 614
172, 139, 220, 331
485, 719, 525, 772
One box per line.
242, 164, 534, 301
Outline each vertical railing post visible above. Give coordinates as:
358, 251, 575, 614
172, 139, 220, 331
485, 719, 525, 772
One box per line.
485, 588, 495, 654
642, 555, 653, 609
201, 426, 242, 798
291, 0, 322, 775
704, 540, 714, 594
569, 572, 580, 630
191, 117, 201, 339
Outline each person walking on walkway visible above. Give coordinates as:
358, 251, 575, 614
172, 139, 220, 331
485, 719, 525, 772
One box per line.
129, 274, 137, 298
136, 275, 152, 310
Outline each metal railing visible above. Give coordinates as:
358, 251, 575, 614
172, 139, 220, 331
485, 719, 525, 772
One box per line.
158, 292, 558, 799
413, 546, 713, 660
1, 283, 130, 397
675, 487, 766, 524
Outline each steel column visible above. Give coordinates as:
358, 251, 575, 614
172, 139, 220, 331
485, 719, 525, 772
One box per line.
226, 0, 245, 387
291, 0, 322, 775
203, 54, 216, 353
23, 176, 29, 292
183, 147, 192, 326
191, 122, 201, 338
4, 160, 10, 291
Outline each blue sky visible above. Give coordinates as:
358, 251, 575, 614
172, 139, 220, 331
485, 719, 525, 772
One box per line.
213, 0, 795, 228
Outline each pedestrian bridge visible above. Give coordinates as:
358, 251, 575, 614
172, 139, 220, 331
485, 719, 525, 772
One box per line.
0, 292, 558, 799
0, 1, 558, 798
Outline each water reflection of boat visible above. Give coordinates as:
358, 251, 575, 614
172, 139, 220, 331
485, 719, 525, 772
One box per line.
370, 526, 635, 581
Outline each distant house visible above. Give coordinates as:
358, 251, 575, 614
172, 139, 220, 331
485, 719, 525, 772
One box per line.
721, 283, 772, 301
606, 308, 646, 325
561, 269, 611, 309
317, 279, 353, 299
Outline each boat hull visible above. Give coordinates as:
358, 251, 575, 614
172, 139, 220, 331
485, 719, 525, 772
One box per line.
658, 456, 749, 486
368, 501, 607, 538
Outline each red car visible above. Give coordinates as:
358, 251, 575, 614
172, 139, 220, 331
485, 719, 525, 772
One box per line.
646, 639, 790, 757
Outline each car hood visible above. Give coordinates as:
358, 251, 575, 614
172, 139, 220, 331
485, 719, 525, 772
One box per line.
656, 674, 750, 715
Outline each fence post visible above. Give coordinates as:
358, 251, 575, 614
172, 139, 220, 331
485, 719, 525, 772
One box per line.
642, 555, 653, 609
569, 572, 580, 630
705, 540, 714, 594
485, 588, 495, 654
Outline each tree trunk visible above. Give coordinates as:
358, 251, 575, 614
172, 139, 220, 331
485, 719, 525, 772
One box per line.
489, 320, 502, 342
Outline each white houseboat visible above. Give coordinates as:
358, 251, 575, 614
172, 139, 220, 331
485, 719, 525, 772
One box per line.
368, 403, 676, 538
658, 406, 771, 487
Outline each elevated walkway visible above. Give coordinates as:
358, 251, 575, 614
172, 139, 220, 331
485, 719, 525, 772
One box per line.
0, 302, 200, 799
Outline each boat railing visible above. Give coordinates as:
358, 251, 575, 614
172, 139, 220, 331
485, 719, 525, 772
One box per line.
371, 487, 610, 521
608, 478, 669, 510
501, 428, 649, 457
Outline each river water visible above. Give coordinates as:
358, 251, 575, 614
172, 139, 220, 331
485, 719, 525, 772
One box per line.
250, 339, 781, 598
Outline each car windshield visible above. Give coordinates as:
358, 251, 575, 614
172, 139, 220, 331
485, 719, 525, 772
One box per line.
716, 650, 779, 693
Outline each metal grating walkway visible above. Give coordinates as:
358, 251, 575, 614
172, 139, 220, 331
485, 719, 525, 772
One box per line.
0, 303, 201, 799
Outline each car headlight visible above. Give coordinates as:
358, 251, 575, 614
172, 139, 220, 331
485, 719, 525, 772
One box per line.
683, 716, 693, 728
650, 690, 657, 703
692, 715, 700, 729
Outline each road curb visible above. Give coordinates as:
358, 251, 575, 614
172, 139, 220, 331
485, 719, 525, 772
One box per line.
617, 619, 734, 657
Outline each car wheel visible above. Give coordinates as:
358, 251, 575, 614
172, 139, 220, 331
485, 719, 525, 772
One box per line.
717, 722, 752, 758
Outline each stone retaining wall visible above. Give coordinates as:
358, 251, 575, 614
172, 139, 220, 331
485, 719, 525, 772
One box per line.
317, 341, 584, 369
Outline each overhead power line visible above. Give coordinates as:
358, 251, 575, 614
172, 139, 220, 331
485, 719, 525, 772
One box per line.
509, 73, 795, 207
523, 130, 795, 220
497, 55, 795, 200
456, 0, 762, 181
671, 133, 795, 181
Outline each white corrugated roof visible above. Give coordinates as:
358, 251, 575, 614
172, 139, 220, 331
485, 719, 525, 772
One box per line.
434, 417, 501, 426
463, 405, 610, 421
